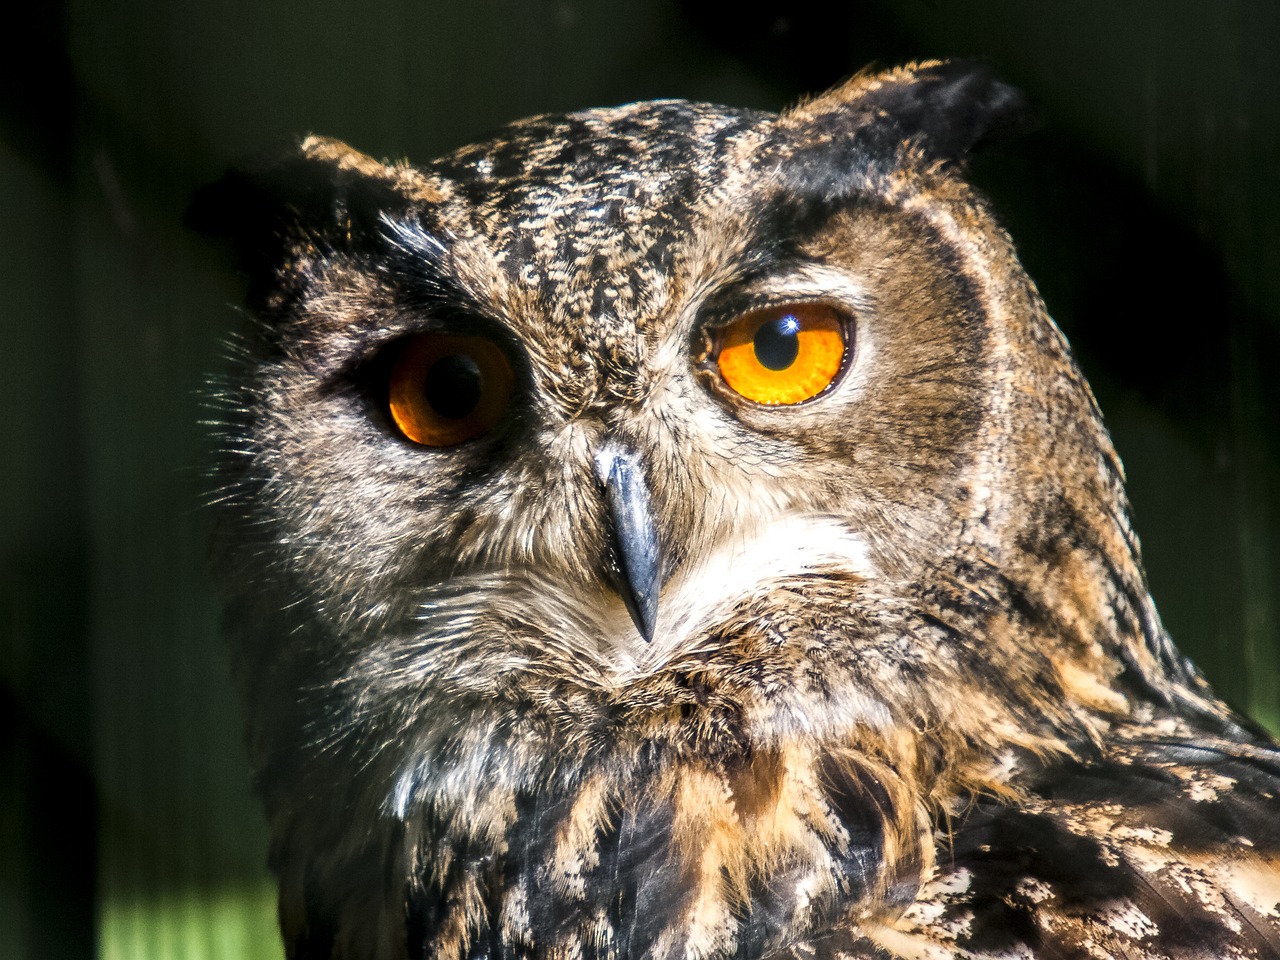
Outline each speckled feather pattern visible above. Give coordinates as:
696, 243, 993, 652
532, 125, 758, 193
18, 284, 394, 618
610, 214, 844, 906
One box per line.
198, 62, 1280, 960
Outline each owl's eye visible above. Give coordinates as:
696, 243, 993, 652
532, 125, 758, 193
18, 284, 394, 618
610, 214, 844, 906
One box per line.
387, 333, 514, 446
710, 303, 850, 405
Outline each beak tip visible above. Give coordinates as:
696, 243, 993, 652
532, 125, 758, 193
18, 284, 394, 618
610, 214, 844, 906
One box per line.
635, 592, 658, 644
619, 586, 660, 647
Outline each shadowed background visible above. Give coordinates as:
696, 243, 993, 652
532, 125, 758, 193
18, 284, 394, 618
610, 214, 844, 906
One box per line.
3, 1, 1278, 958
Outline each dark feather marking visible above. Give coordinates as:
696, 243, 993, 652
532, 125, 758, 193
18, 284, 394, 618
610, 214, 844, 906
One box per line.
816, 755, 892, 902
1043, 744, 1280, 853
950, 807, 1131, 953
572, 780, 686, 960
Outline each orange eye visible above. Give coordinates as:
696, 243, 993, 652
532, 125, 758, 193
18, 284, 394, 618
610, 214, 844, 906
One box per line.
387, 333, 514, 446
712, 303, 850, 404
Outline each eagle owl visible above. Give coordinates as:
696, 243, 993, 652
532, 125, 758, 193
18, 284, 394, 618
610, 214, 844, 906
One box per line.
200, 62, 1280, 959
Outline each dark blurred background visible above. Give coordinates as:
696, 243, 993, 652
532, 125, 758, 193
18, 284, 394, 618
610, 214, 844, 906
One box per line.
3, 1, 1278, 957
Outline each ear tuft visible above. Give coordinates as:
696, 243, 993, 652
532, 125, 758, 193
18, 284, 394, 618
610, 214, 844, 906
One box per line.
188, 137, 441, 306
783, 60, 1033, 164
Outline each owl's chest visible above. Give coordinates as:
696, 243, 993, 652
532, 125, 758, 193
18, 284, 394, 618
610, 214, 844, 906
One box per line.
402, 744, 904, 960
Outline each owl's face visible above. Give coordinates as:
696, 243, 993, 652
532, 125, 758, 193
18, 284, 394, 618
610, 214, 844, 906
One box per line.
203, 63, 1229, 960
243, 106, 996, 670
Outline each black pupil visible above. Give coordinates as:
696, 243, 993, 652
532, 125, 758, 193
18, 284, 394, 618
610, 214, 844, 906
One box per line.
425, 353, 483, 419
753, 315, 801, 370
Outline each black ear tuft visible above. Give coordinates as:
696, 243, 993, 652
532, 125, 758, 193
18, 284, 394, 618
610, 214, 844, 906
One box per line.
186, 149, 306, 279
187, 137, 428, 307
782, 60, 1035, 170
863, 61, 1033, 160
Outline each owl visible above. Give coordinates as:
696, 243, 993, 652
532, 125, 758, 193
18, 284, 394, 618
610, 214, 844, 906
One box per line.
197, 62, 1280, 960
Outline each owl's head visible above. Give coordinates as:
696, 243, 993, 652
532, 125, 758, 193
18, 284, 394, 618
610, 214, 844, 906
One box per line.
200, 62, 1234, 958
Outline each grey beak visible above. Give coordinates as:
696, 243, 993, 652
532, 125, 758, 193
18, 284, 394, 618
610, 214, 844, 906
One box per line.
595, 445, 661, 643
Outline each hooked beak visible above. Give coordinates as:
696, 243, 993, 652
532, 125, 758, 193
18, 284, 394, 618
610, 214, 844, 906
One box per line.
594, 445, 662, 643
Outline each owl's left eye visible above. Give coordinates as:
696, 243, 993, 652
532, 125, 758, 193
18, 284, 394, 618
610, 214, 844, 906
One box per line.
387, 333, 514, 446
706, 303, 851, 405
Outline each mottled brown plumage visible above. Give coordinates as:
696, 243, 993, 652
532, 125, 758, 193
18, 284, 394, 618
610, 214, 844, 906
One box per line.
200, 62, 1280, 960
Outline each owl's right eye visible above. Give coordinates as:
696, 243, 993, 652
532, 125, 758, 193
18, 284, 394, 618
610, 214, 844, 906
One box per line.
387, 333, 514, 446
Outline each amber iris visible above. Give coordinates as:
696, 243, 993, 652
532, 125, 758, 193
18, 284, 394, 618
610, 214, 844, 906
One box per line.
714, 304, 848, 404
388, 333, 514, 446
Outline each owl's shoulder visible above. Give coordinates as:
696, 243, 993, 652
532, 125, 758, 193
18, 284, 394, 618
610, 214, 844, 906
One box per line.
803, 725, 1280, 959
